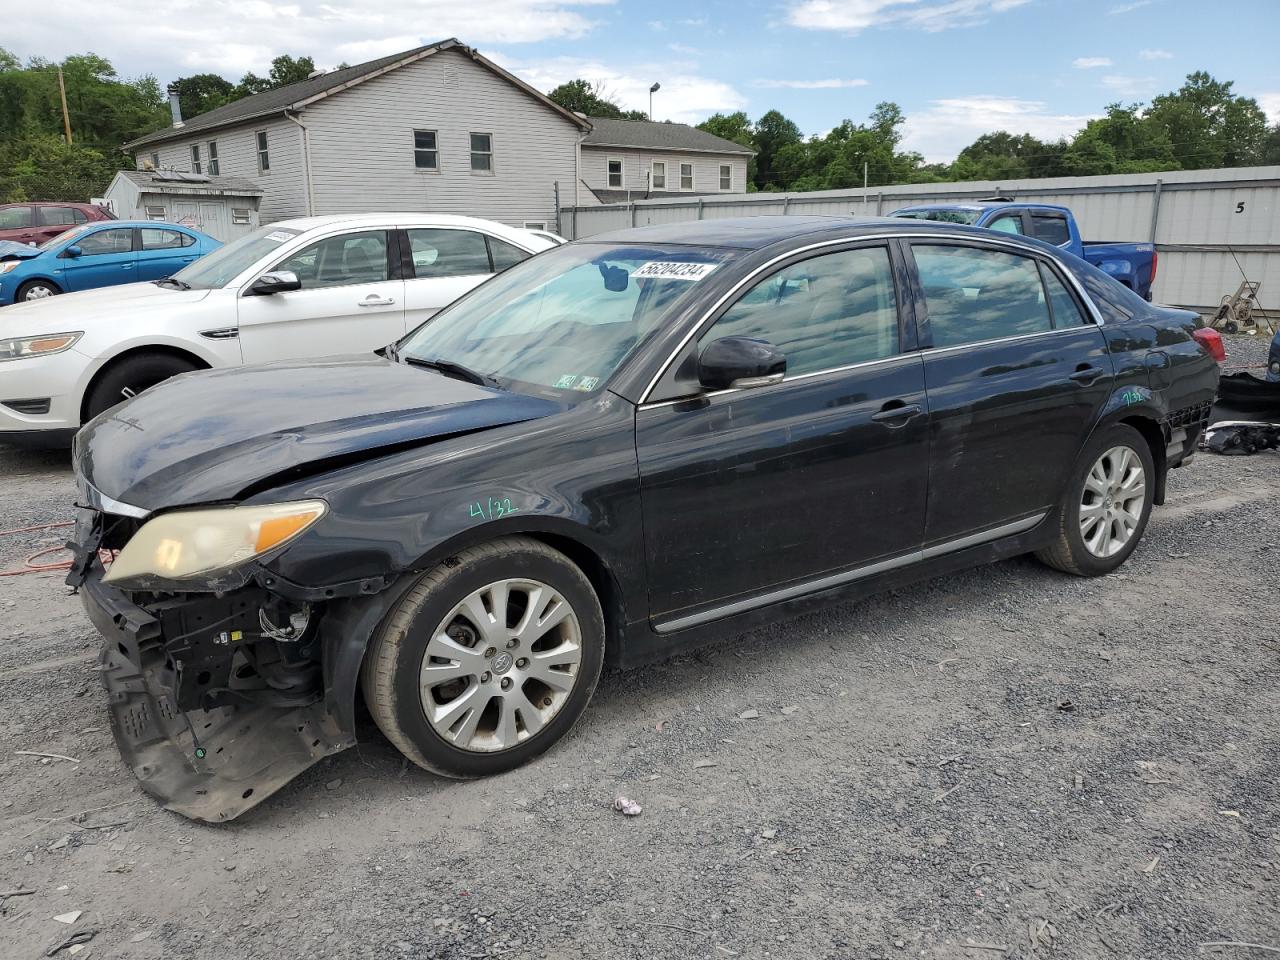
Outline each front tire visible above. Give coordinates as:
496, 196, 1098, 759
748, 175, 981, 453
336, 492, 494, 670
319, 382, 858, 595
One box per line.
362, 537, 605, 778
16, 279, 61, 302
1036, 423, 1155, 577
84, 353, 201, 420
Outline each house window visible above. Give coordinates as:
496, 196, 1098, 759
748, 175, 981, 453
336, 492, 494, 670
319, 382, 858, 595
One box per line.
149, 152, 159, 170
414, 130, 438, 170
190, 143, 201, 174
470, 133, 492, 173
523, 221, 547, 230
680, 163, 693, 190
207, 141, 219, 176
719, 164, 731, 190
651, 161, 666, 190
144, 204, 167, 221
256, 130, 270, 173
231, 208, 251, 225
607, 158, 623, 188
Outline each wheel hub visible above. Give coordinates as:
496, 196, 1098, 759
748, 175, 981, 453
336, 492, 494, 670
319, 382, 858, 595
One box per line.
490, 651, 514, 675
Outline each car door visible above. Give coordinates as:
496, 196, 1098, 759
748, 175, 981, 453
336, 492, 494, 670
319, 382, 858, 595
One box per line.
906, 240, 1113, 548
60, 227, 138, 291
636, 242, 931, 627
237, 228, 406, 363
401, 228, 531, 329
136, 227, 200, 281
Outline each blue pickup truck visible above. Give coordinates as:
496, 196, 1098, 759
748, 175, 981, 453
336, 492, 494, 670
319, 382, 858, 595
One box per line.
890, 201, 1158, 301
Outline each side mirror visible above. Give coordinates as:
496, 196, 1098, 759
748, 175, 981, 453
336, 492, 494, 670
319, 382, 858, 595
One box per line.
698, 336, 786, 391
246, 270, 301, 296
64, 245, 83, 258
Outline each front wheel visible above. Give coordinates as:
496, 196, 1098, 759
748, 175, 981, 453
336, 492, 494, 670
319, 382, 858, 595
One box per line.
16, 279, 61, 302
1036, 423, 1155, 577
84, 353, 201, 420
362, 537, 605, 778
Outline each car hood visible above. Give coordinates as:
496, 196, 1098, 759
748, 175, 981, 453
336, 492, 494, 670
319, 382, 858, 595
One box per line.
0, 282, 211, 336
0, 240, 42, 261
75, 355, 564, 511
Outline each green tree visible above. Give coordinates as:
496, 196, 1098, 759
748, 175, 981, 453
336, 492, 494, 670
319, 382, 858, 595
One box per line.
170, 73, 235, 121
234, 54, 316, 98
1145, 71, 1268, 168
0, 135, 121, 202
547, 79, 647, 120
697, 111, 757, 188
753, 109, 802, 190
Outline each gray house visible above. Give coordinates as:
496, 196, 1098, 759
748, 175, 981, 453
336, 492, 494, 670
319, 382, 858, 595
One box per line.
103, 170, 262, 242
123, 39, 591, 230
578, 117, 754, 204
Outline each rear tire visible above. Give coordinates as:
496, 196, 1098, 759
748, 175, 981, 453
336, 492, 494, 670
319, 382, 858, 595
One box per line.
1036, 423, 1155, 577
84, 353, 201, 420
362, 537, 605, 779
16, 279, 61, 302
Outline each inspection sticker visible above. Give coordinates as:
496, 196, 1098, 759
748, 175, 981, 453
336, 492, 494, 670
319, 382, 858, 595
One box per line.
631, 261, 719, 281
265, 231, 294, 243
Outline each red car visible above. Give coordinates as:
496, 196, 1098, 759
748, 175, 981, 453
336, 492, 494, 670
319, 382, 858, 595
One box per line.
0, 202, 115, 245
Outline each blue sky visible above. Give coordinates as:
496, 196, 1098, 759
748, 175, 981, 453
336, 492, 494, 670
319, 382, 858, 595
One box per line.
10, 0, 1280, 162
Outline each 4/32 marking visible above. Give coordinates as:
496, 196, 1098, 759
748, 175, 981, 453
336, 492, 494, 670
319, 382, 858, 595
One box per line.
468, 497, 517, 521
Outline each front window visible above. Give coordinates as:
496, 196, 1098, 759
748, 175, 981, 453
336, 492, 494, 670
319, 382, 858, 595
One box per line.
171, 224, 301, 289
607, 158, 623, 188
190, 144, 201, 175
414, 129, 438, 170
470, 132, 492, 172
273, 231, 390, 288
256, 131, 270, 173
0, 206, 32, 229
987, 214, 1023, 235
652, 161, 666, 190
399, 242, 737, 397
39, 226, 88, 250
892, 209, 982, 225
680, 163, 693, 190
207, 141, 219, 176
719, 164, 731, 190
76, 228, 134, 256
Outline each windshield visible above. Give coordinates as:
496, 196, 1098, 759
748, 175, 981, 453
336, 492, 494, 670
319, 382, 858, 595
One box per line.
399, 242, 736, 397
38, 226, 88, 251
892, 209, 982, 225
171, 224, 301, 289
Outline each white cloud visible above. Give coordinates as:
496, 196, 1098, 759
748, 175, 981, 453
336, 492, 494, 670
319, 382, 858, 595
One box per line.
1072, 57, 1112, 69
1139, 48, 1173, 60
5, 0, 616, 79
1100, 74, 1158, 97
668, 43, 703, 56
785, 0, 1029, 34
1108, 0, 1153, 12
492, 53, 747, 125
753, 78, 869, 89
1258, 93, 1280, 125
902, 96, 1095, 163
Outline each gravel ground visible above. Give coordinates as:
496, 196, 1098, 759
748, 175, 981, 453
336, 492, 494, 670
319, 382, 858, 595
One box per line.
0, 435, 1277, 960
1221, 331, 1275, 374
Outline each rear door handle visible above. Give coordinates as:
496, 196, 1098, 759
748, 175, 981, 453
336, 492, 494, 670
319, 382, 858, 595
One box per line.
871, 401, 923, 426
358, 297, 396, 307
1069, 365, 1105, 384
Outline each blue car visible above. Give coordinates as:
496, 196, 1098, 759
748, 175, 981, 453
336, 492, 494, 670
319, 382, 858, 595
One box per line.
0, 221, 220, 305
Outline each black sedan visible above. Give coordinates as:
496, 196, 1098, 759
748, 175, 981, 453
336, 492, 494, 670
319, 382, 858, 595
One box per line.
67, 216, 1220, 821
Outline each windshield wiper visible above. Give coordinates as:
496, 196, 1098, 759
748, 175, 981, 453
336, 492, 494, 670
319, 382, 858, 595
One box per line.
154, 277, 191, 290
403, 356, 503, 389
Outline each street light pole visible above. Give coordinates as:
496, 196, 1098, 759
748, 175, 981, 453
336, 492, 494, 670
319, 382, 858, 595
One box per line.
649, 82, 661, 121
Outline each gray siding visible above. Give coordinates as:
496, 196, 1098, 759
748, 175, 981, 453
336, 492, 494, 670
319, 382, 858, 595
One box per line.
581, 146, 748, 198
300, 48, 581, 227
138, 117, 307, 222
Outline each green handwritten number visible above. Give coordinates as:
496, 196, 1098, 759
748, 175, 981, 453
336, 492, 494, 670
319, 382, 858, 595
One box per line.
469, 503, 484, 519
467, 497, 519, 521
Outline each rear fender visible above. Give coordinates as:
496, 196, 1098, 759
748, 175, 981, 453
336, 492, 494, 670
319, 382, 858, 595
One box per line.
1087, 386, 1171, 504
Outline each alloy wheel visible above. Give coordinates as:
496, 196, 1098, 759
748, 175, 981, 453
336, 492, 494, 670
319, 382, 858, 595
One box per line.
1079, 445, 1146, 558
419, 578, 582, 753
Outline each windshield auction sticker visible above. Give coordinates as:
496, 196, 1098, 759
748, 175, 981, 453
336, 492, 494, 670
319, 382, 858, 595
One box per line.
264, 231, 294, 243
631, 261, 719, 281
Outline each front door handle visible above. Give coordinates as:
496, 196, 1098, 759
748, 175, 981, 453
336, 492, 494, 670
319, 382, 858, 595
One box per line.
871, 400, 923, 426
358, 297, 396, 307
1069, 365, 1104, 384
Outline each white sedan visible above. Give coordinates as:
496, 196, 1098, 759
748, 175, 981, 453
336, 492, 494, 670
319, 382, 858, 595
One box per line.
0, 214, 558, 446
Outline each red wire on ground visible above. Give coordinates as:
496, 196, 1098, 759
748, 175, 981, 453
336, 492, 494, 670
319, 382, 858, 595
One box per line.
0, 521, 109, 578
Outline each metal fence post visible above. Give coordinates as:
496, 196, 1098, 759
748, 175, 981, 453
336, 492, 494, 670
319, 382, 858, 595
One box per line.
697, 198, 705, 220
630, 203, 637, 227
782, 196, 790, 215
1148, 178, 1163, 243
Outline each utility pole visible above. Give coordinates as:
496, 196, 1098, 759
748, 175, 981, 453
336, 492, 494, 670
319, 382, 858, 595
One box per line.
649, 82, 661, 121
57, 65, 73, 145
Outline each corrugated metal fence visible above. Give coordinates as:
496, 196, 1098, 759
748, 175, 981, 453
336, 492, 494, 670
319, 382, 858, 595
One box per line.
562, 165, 1280, 316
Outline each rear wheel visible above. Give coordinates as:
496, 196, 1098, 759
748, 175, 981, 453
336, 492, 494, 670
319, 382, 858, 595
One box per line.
16, 279, 60, 302
362, 537, 605, 778
84, 353, 201, 420
1036, 423, 1155, 577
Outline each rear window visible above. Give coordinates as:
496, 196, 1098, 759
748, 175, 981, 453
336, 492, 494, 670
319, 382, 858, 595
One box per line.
1031, 214, 1070, 246
892, 209, 981, 225
36, 206, 75, 227
1066, 256, 1149, 322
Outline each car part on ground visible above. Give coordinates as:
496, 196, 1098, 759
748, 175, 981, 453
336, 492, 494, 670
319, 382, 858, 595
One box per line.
1200, 420, 1280, 456
1216, 371, 1280, 411
65, 215, 1219, 821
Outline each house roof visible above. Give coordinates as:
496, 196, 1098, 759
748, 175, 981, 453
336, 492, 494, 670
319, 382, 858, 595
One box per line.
124, 39, 591, 150
113, 170, 264, 195
582, 117, 755, 156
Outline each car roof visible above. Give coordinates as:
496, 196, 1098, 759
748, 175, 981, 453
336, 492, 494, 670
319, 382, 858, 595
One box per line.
894, 202, 1070, 214
582, 215, 998, 250
269, 213, 530, 232
76, 220, 203, 229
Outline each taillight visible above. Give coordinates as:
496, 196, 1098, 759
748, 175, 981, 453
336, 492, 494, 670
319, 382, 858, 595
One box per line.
1192, 327, 1226, 363
1150, 250, 1158, 288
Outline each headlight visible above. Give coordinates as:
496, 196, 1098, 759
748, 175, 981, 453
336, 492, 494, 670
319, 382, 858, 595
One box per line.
0, 261, 21, 274
0, 332, 83, 361
103, 501, 327, 584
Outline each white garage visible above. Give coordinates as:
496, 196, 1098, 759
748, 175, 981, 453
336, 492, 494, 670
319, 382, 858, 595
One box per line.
103, 170, 263, 243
